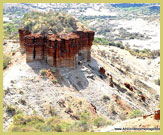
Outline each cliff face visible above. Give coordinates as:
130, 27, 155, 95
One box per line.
74, 31, 95, 62
18, 28, 31, 53
18, 29, 94, 68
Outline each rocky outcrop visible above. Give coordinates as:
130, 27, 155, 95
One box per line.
154, 110, 160, 120
18, 28, 31, 53
143, 109, 160, 120
73, 31, 95, 61
99, 67, 106, 76
18, 29, 94, 68
124, 82, 134, 92
107, 74, 114, 87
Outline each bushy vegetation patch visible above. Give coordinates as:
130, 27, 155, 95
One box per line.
8, 110, 111, 132
109, 41, 125, 49
93, 37, 110, 45
23, 11, 88, 35
93, 38, 125, 49
3, 22, 19, 39
126, 48, 160, 59
154, 79, 160, 86
3, 55, 11, 69
39, 69, 47, 76
128, 109, 143, 119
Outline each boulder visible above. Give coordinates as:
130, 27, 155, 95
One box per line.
99, 67, 106, 76
124, 82, 133, 92
154, 110, 160, 120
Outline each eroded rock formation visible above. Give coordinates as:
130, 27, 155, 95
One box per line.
124, 82, 134, 92
18, 28, 31, 53
19, 28, 94, 68
99, 67, 106, 76
154, 110, 160, 120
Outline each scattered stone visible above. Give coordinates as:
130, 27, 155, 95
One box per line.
65, 108, 73, 114
6, 106, 16, 116
70, 113, 80, 120
90, 103, 97, 114
4, 88, 10, 95
124, 82, 133, 92
10, 80, 14, 84
57, 99, 65, 107
138, 94, 146, 102
102, 95, 110, 103
19, 99, 26, 105
87, 75, 95, 80
155, 94, 160, 101
99, 67, 105, 76
107, 73, 113, 87
12, 52, 15, 56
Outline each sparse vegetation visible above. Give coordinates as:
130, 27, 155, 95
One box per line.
6, 105, 16, 116
39, 69, 47, 76
8, 110, 111, 132
6, 105, 22, 117
3, 55, 11, 69
126, 48, 160, 59
108, 41, 125, 49
49, 106, 57, 116
94, 117, 111, 128
3, 22, 19, 39
102, 95, 110, 103
3, 3, 160, 132
93, 38, 125, 49
128, 109, 143, 119
154, 79, 160, 86
93, 37, 109, 45
22, 11, 88, 35
52, 78, 58, 84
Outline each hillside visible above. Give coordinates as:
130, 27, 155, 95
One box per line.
3, 43, 160, 131
22, 11, 89, 35
3, 3, 160, 132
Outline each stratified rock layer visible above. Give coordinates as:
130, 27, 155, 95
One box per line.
18, 28, 94, 68
18, 28, 31, 53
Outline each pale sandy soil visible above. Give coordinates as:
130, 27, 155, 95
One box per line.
98, 115, 160, 132
110, 18, 160, 50
3, 43, 160, 131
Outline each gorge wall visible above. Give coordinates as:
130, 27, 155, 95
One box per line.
18, 29, 94, 68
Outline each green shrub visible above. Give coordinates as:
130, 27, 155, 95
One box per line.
39, 69, 47, 76
3, 55, 11, 69
3, 22, 19, 39
52, 78, 58, 84
125, 48, 158, 59
6, 105, 22, 117
94, 117, 109, 128
22, 11, 85, 35
109, 41, 125, 49
9, 114, 72, 132
6, 105, 16, 116
128, 109, 143, 119
71, 120, 90, 132
79, 101, 82, 106
93, 37, 109, 45
49, 106, 57, 116
116, 42, 124, 49
109, 41, 116, 46
8, 109, 111, 132
154, 79, 160, 86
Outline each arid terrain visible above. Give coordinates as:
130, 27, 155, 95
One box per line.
3, 3, 160, 132
3, 42, 160, 131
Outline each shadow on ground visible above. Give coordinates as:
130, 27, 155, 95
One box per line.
27, 57, 106, 91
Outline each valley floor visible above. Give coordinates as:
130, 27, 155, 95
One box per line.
3, 43, 160, 132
